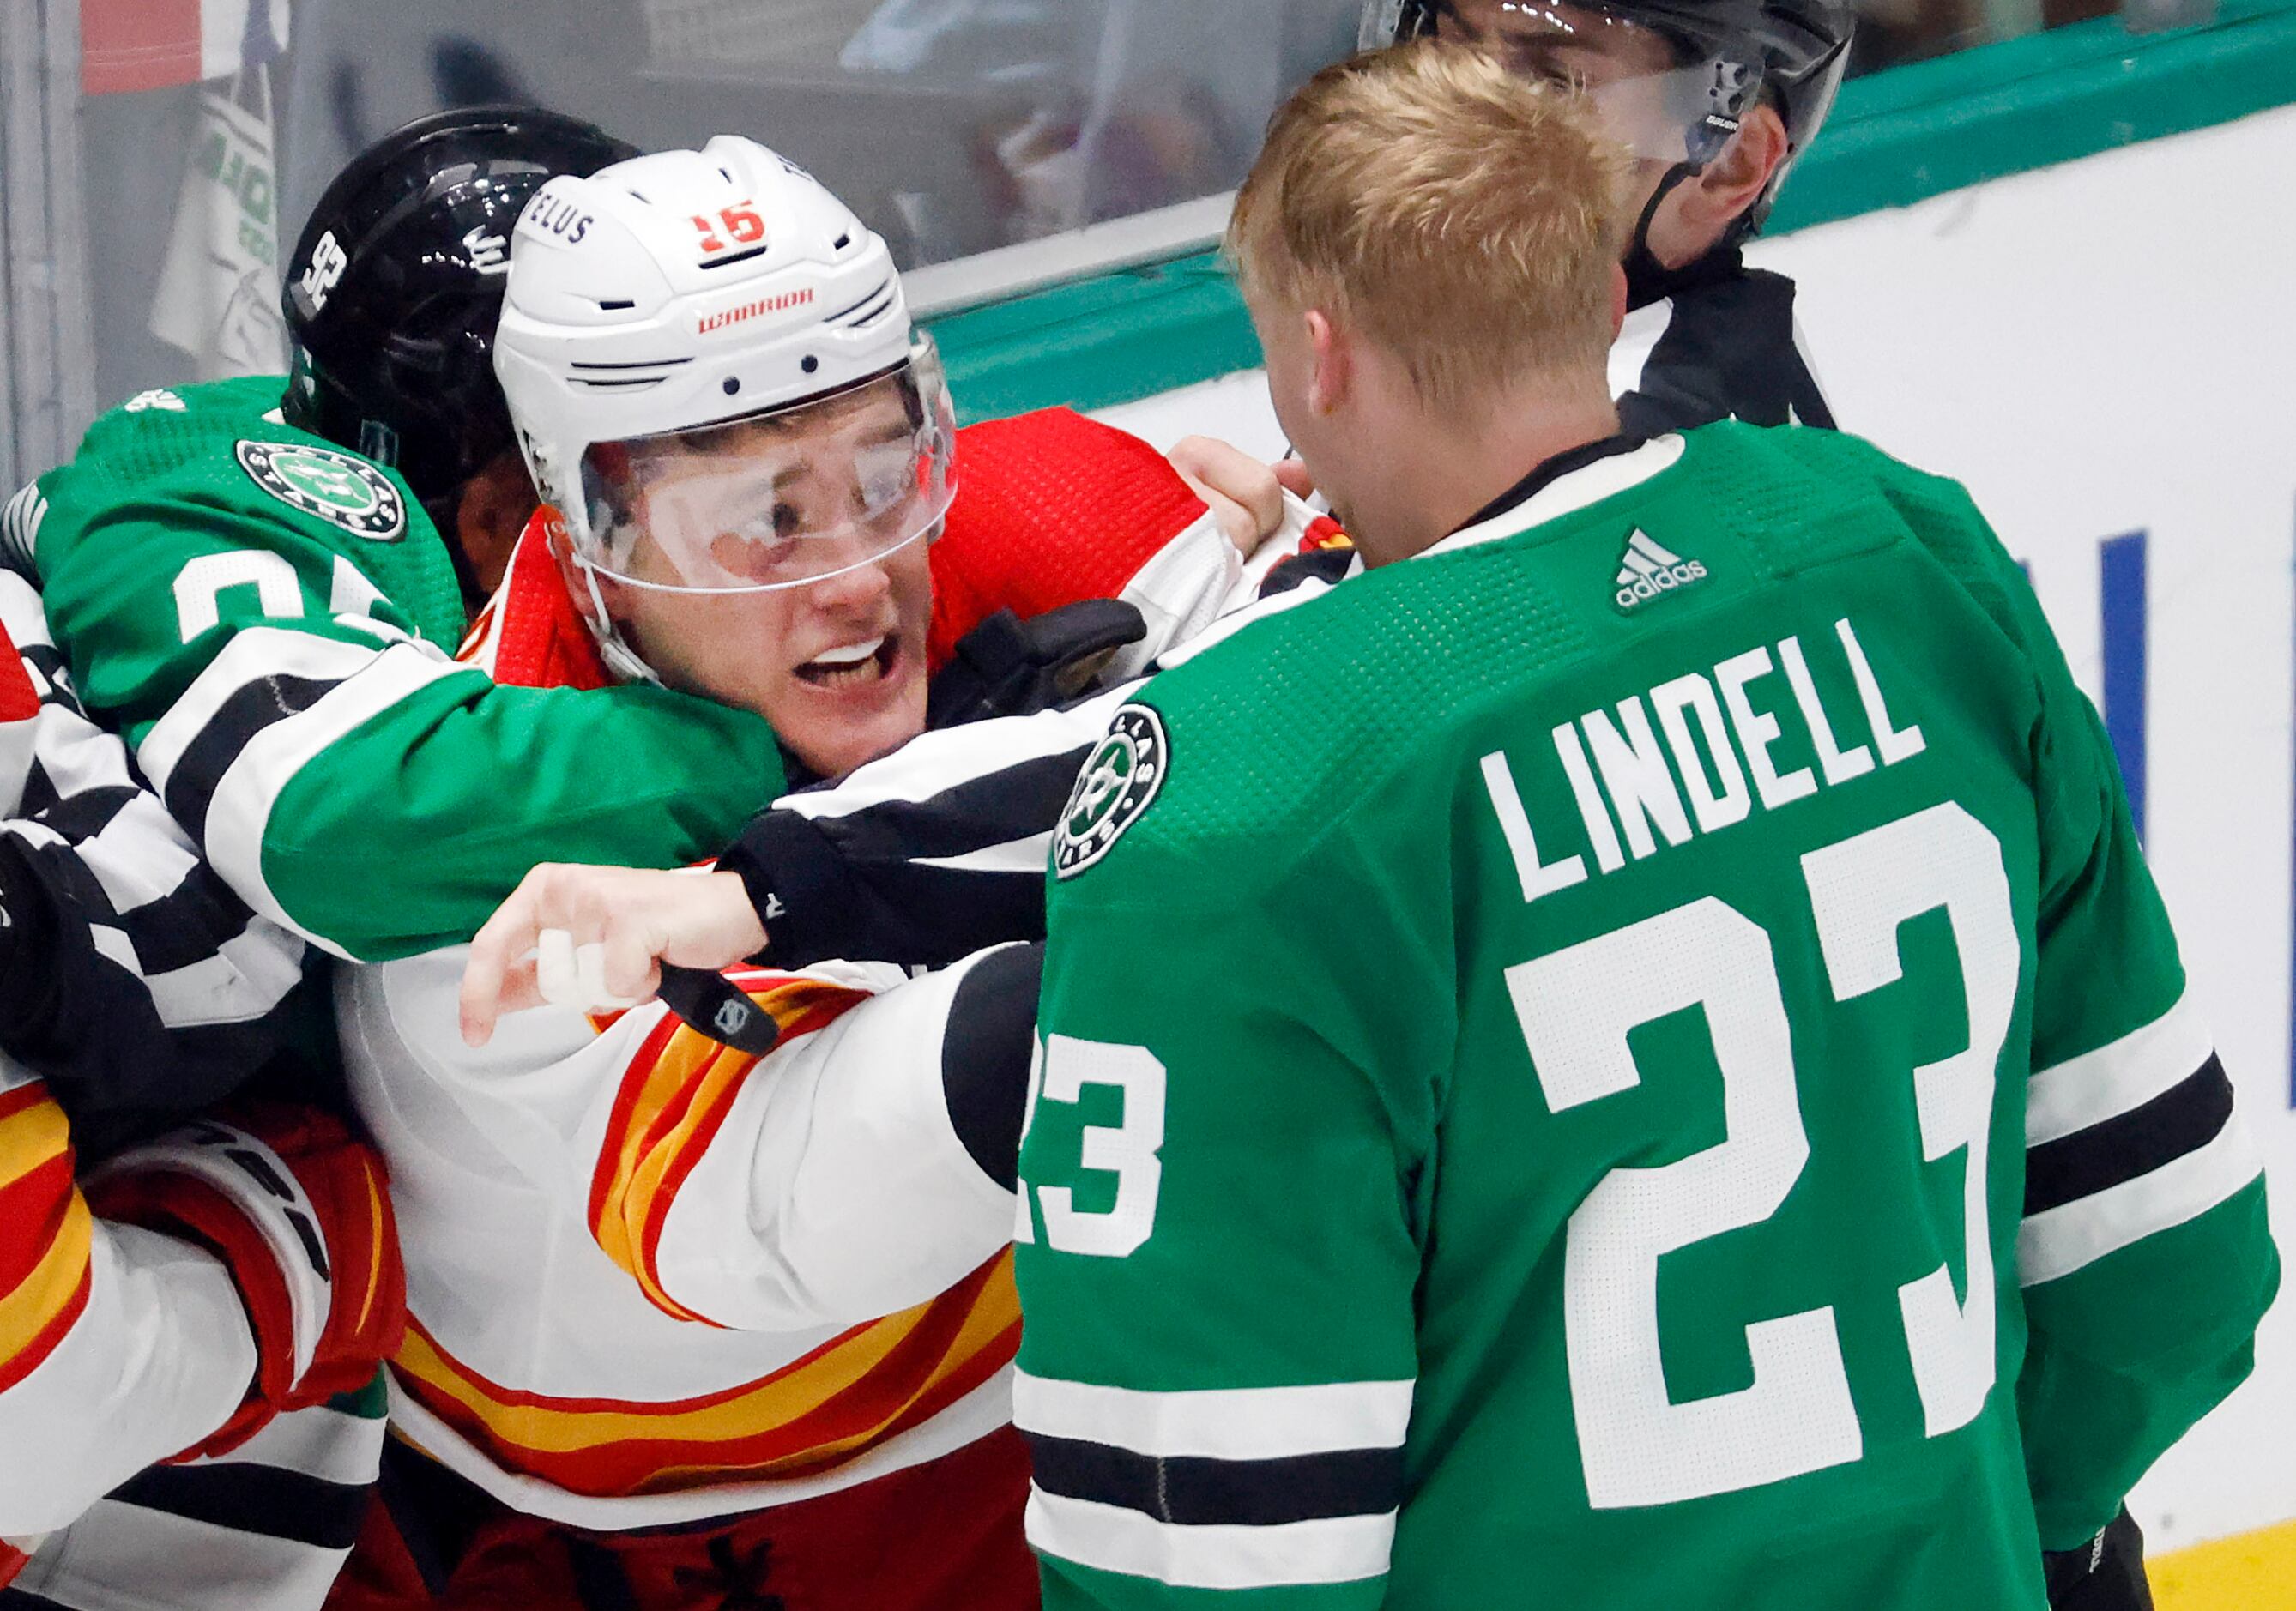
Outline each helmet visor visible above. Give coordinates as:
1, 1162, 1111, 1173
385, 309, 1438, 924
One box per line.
1423, 3, 1755, 163
1586, 61, 1748, 163
576, 335, 958, 594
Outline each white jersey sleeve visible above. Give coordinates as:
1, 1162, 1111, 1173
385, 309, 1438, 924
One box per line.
1106, 489, 1329, 682
346, 944, 1031, 1333
0, 1063, 257, 1541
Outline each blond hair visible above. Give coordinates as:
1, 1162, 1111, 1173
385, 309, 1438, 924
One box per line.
1227, 40, 1632, 412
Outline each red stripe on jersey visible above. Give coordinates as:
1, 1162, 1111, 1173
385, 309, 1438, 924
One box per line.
0, 1081, 51, 1129
589, 978, 872, 1323
390, 1252, 1019, 1499
0, 1257, 93, 1396
0, 1079, 94, 1392
462, 510, 613, 692
0, 1152, 81, 1296
0, 1083, 76, 1297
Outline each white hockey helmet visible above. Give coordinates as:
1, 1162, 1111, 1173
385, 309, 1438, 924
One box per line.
493, 136, 956, 607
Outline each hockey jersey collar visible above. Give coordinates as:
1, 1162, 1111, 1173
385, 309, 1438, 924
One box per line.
1426, 433, 1685, 564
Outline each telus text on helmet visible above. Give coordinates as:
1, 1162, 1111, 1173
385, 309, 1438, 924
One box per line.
524, 193, 593, 244
698, 288, 817, 335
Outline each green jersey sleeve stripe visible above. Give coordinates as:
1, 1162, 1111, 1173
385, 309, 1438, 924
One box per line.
136, 625, 425, 795
2025, 1058, 2233, 1217
1028, 1430, 1404, 1530
1012, 1371, 1414, 1459
138, 631, 475, 956
2026, 987, 2213, 1145
1024, 1487, 1398, 1591
2018, 1115, 2263, 1286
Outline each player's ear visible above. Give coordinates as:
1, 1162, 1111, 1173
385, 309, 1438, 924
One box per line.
1679, 102, 1789, 240
1608, 262, 1628, 336
543, 510, 629, 624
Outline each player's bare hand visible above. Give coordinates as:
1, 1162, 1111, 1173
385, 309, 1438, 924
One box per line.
1168, 435, 1285, 552
1272, 455, 1316, 501
458, 865, 767, 1047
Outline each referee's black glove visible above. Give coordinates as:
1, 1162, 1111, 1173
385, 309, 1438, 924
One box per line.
926, 600, 1145, 729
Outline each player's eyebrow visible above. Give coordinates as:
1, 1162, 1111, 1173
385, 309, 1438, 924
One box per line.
758, 421, 911, 493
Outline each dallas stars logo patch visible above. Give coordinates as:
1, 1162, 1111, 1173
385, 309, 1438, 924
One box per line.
235, 441, 407, 542
1054, 704, 1169, 879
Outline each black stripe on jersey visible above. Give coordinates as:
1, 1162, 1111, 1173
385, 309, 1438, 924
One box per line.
0, 485, 44, 574
0, 1586, 70, 1609
2024, 1056, 2234, 1217
21, 781, 139, 842
1259, 548, 1353, 600
1026, 1431, 1403, 1529
737, 744, 1091, 969
16, 644, 77, 713
14, 763, 62, 824
108, 1461, 369, 1551
795, 742, 1090, 864
163, 674, 344, 846
942, 943, 1043, 1191
88, 853, 264, 979
16, 787, 268, 977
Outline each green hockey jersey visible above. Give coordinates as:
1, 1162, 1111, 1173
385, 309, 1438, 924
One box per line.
9, 378, 782, 960
1013, 425, 2278, 1609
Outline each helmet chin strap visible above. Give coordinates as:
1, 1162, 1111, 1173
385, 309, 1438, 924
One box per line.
574, 558, 664, 686
1620, 160, 1707, 311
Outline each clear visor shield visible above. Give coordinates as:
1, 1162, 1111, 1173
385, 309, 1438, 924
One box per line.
576, 336, 958, 594
1586, 60, 1751, 164
1447, 5, 1757, 166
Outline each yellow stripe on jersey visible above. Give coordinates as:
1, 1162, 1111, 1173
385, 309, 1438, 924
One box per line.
0, 1196, 93, 1390
0, 1084, 71, 1194
588, 974, 872, 1324
390, 1253, 1020, 1499
0, 1079, 93, 1391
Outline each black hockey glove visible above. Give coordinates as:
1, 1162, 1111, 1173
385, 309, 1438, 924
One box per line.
2044, 1507, 2154, 1611
926, 600, 1145, 730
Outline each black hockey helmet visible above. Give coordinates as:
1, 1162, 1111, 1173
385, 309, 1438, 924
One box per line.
1359, 0, 1852, 228
281, 106, 639, 509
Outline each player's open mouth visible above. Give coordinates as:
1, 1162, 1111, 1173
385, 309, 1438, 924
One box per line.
795, 634, 898, 689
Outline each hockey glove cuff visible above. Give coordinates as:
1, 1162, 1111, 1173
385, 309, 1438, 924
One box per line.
84, 1104, 405, 1459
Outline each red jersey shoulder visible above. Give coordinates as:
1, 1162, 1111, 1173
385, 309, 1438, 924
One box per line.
930, 409, 1209, 670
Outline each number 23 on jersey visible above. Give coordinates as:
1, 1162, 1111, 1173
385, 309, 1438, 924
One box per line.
1018, 800, 2021, 1515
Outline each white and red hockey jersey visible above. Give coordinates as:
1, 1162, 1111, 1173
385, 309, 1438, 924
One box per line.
349, 407, 1277, 1528
339, 947, 1028, 1528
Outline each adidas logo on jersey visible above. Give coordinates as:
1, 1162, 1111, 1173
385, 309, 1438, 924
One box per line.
1614, 530, 1707, 612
